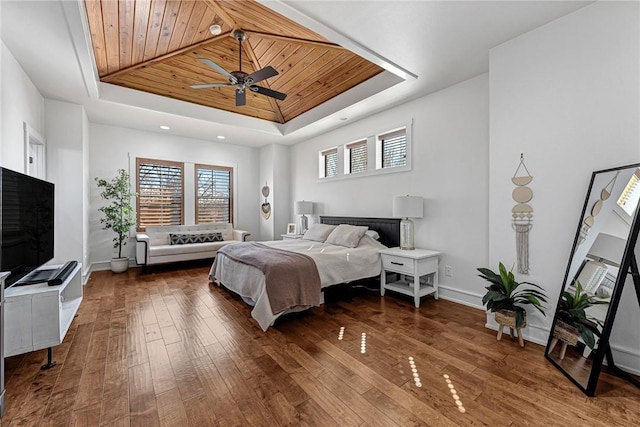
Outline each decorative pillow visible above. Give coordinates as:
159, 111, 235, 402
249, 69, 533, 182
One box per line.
325, 224, 369, 248
170, 232, 223, 245
365, 230, 380, 240
303, 224, 336, 242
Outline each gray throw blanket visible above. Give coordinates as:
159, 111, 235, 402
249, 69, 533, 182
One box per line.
218, 242, 321, 313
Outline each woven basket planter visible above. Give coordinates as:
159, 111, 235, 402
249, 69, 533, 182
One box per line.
553, 321, 580, 346
494, 309, 527, 329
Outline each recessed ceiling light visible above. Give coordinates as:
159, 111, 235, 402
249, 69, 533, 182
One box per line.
160, 125, 170, 130
209, 24, 222, 36
217, 135, 225, 140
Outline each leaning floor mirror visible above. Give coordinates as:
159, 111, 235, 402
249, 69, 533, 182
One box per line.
545, 163, 640, 396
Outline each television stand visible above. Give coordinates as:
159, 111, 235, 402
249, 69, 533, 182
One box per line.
4, 262, 82, 363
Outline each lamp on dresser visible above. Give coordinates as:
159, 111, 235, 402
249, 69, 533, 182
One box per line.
393, 195, 423, 250
295, 200, 313, 233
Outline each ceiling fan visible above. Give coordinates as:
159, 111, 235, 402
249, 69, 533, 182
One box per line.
191, 29, 287, 107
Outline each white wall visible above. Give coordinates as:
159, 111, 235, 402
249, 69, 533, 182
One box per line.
259, 144, 291, 240
290, 73, 490, 307
44, 100, 87, 271
259, 145, 275, 240
1, 42, 44, 172
489, 1, 640, 368
272, 144, 291, 239
88, 124, 260, 268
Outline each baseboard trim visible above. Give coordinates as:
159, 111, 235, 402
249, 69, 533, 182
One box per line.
609, 343, 640, 376
89, 258, 135, 274
438, 285, 483, 310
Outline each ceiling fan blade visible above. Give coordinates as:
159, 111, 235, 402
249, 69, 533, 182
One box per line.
250, 85, 287, 101
236, 89, 246, 107
190, 83, 234, 89
198, 58, 237, 84
246, 66, 278, 85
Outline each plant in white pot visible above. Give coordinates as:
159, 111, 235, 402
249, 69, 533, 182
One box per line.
95, 169, 136, 273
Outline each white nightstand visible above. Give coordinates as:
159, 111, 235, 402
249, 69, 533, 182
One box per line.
281, 234, 304, 240
379, 247, 441, 307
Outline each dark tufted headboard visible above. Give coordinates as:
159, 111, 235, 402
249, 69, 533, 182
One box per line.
319, 216, 401, 248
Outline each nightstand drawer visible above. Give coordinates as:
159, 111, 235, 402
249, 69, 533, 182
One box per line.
382, 255, 414, 274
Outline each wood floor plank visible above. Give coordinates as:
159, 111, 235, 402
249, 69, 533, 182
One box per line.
128, 363, 161, 427
146, 339, 177, 395
165, 340, 206, 401
3, 266, 639, 426
156, 388, 189, 426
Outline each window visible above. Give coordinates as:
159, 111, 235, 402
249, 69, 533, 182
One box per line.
346, 140, 367, 174
376, 128, 407, 169
136, 158, 184, 230
320, 148, 338, 178
196, 164, 233, 224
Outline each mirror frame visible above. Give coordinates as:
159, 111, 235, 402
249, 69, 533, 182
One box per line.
545, 163, 640, 396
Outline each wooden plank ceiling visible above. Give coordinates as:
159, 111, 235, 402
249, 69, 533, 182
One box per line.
85, 0, 384, 124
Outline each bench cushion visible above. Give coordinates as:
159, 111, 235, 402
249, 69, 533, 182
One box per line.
150, 241, 235, 257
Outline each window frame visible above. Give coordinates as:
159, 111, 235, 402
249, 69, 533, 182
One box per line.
376, 127, 408, 171
194, 163, 234, 225
136, 157, 185, 231
319, 147, 339, 179
345, 139, 368, 175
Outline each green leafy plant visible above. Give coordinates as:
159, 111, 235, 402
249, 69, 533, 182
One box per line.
95, 169, 137, 259
478, 262, 549, 328
556, 281, 609, 349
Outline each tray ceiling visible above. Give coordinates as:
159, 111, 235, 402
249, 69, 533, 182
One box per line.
84, 0, 384, 124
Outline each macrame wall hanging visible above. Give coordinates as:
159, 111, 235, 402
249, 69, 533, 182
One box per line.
512, 154, 533, 274
578, 171, 618, 245
261, 182, 271, 220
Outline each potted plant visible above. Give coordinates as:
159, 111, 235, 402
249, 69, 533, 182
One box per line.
478, 262, 549, 331
95, 169, 137, 273
555, 280, 609, 350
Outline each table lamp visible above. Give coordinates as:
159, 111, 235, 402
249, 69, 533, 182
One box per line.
393, 195, 423, 250
295, 200, 313, 233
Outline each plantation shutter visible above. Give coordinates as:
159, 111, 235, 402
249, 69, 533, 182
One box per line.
136, 158, 183, 229
347, 140, 367, 174
323, 148, 338, 178
380, 128, 407, 169
196, 165, 233, 224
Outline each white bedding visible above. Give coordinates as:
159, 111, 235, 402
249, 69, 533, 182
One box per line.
209, 234, 386, 330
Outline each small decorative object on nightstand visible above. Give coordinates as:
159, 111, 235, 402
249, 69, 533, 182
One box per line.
379, 247, 441, 307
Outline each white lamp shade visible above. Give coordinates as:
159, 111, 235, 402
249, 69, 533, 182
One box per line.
393, 196, 423, 218
295, 200, 313, 215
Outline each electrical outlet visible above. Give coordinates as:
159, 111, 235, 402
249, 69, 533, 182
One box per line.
445, 265, 452, 277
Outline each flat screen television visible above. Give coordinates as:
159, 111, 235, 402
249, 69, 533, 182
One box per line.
0, 167, 54, 287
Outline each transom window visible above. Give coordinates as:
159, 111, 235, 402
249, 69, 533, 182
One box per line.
377, 128, 407, 169
196, 164, 233, 224
136, 158, 184, 230
346, 140, 367, 174
320, 148, 338, 178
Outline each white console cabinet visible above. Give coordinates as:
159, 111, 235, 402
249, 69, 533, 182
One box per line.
4, 263, 82, 358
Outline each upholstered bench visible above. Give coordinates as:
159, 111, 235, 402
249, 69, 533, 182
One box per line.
135, 224, 250, 266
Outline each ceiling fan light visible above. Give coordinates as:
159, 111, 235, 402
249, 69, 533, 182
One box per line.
209, 24, 222, 36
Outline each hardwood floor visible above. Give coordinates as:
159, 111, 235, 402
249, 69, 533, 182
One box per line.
2, 263, 639, 426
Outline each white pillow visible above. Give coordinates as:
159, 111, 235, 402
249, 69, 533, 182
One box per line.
325, 224, 369, 248
303, 224, 336, 242
365, 230, 380, 240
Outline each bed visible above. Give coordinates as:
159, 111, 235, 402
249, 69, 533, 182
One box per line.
209, 216, 400, 330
